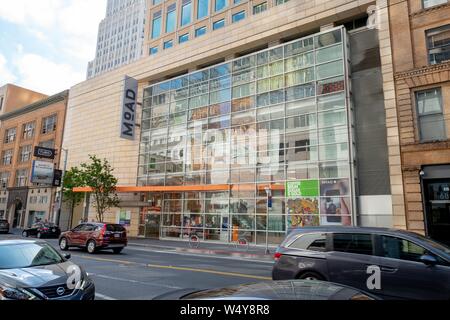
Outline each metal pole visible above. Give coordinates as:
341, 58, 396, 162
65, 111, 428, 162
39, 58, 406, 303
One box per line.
56, 148, 68, 226
265, 187, 271, 255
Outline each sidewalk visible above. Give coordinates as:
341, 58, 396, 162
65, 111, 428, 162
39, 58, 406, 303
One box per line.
127, 237, 277, 261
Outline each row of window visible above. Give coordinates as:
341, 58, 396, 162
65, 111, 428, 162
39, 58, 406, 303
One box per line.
3, 114, 57, 145
29, 195, 49, 205
0, 169, 29, 188
149, 0, 289, 54
1, 140, 55, 166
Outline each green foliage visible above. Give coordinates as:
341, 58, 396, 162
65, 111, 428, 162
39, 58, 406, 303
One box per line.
79, 155, 120, 222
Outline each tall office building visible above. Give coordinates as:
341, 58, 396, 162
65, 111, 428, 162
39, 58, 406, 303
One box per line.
86, 0, 147, 79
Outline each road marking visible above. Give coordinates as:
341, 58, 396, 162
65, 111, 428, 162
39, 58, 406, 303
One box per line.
147, 264, 272, 281
71, 255, 272, 281
91, 273, 182, 290
95, 293, 117, 300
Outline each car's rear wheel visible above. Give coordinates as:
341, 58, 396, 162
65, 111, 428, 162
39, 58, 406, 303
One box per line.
87, 240, 97, 254
59, 237, 69, 251
298, 272, 324, 281
22, 231, 28, 238
113, 248, 123, 254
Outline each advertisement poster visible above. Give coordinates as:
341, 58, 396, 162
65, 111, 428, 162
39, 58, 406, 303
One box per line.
287, 198, 320, 228
286, 180, 319, 198
320, 179, 350, 197
320, 197, 352, 226
118, 210, 131, 226
31, 160, 54, 185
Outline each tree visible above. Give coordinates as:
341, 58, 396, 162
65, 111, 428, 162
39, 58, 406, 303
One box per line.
62, 167, 85, 228
80, 155, 120, 222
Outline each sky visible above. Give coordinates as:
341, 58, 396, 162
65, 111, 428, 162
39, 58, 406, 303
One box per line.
0, 0, 107, 95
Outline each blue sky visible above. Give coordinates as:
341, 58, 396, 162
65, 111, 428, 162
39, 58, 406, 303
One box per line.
0, 0, 107, 94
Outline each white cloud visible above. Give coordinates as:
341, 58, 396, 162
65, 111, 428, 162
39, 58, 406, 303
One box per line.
0, 0, 107, 92
0, 54, 16, 84
14, 53, 84, 94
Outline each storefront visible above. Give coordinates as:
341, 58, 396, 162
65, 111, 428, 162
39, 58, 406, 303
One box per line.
137, 27, 356, 245
421, 165, 450, 246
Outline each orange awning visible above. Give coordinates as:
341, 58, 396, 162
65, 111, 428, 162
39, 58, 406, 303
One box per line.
73, 183, 285, 193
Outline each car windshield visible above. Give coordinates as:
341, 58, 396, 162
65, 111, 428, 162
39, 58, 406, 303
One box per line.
0, 243, 64, 269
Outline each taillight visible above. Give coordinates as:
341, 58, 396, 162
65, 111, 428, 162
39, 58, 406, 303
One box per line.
274, 252, 282, 261
99, 225, 106, 239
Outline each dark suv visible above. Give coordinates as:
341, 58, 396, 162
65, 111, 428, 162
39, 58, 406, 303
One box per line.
59, 223, 127, 254
272, 227, 450, 300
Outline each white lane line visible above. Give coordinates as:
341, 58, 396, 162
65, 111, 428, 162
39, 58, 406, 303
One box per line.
95, 293, 117, 300
90, 273, 182, 290
127, 246, 275, 265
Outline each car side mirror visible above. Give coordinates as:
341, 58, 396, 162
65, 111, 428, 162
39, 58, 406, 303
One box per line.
64, 254, 71, 260
420, 254, 437, 267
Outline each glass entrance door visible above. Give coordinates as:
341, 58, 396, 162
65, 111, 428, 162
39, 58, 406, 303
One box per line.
138, 193, 163, 239
424, 179, 450, 246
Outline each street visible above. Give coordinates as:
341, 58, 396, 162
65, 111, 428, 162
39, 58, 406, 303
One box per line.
0, 233, 274, 300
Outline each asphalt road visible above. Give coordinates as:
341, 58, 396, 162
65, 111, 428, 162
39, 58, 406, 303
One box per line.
0, 233, 274, 300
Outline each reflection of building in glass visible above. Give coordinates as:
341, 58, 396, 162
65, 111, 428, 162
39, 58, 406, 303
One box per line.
139, 28, 354, 245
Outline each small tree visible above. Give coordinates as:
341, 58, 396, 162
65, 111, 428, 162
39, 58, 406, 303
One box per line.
62, 167, 85, 228
80, 155, 120, 222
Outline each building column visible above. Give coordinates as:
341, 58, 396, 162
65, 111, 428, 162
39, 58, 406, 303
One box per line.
377, 0, 407, 229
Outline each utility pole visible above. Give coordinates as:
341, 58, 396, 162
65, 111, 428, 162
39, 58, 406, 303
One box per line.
56, 148, 68, 226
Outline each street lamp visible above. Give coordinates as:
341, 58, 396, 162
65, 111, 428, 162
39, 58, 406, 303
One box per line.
264, 186, 272, 255
56, 148, 68, 227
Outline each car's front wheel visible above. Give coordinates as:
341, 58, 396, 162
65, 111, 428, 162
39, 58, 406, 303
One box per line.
87, 240, 97, 254
22, 231, 28, 238
59, 237, 69, 251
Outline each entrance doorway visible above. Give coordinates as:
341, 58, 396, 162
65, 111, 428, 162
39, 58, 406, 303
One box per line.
138, 193, 163, 239
424, 179, 450, 246
13, 202, 23, 228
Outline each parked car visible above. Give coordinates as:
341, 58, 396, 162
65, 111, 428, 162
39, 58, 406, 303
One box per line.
154, 280, 379, 300
0, 220, 9, 234
59, 223, 127, 254
0, 240, 95, 300
22, 222, 61, 239
272, 227, 450, 300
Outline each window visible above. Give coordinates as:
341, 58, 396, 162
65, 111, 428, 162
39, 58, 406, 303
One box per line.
423, 0, 447, 9
416, 88, 446, 142
213, 19, 225, 30
42, 115, 57, 134
5, 128, 16, 144
166, 5, 176, 33
179, 33, 189, 44
0, 172, 10, 189
2, 150, 13, 166
164, 40, 174, 49
39, 196, 48, 204
150, 46, 158, 55
195, 26, 207, 37
29, 196, 38, 204
0, 96, 3, 111
275, 0, 289, 4
232, 11, 245, 23
15, 169, 28, 187
197, 0, 209, 19
22, 122, 35, 140
427, 24, 450, 65
39, 140, 55, 149
380, 236, 427, 263
181, 1, 192, 26
215, 0, 227, 12
333, 233, 373, 255
151, 14, 162, 39
253, 2, 267, 14
153, 0, 162, 4
289, 233, 327, 252
19, 145, 32, 163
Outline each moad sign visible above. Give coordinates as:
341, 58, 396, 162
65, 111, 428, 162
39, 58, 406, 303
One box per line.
31, 160, 54, 185
120, 76, 138, 140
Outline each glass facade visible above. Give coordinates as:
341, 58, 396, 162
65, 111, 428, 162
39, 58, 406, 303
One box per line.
140, 28, 354, 245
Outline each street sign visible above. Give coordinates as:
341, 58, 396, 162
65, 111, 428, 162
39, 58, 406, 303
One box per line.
34, 146, 56, 160
52, 170, 63, 187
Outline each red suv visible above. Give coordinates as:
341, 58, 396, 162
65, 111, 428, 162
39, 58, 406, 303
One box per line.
59, 223, 128, 254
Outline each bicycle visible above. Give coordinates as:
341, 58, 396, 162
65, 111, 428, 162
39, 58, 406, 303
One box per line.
234, 232, 251, 252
